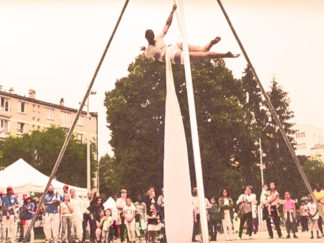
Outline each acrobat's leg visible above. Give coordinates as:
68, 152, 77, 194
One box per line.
189, 51, 240, 60
176, 37, 221, 52
173, 51, 239, 64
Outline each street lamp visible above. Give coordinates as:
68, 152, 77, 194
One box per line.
86, 90, 96, 192
255, 138, 266, 187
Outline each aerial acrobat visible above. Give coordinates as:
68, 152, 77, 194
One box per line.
144, 4, 240, 64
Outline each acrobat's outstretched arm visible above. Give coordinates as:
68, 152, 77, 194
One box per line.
162, 4, 177, 36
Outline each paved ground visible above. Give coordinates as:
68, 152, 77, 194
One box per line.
32, 230, 323, 242
214, 230, 323, 243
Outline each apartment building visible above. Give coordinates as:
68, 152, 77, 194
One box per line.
294, 123, 324, 156
0, 87, 97, 143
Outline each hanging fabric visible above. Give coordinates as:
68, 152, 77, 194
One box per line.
163, 46, 193, 243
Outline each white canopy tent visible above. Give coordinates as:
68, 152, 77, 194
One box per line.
0, 158, 87, 196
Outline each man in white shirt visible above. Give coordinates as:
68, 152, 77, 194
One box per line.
236, 186, 256, 239
116, 189, 128, 240
70, 189, 83, 242
144, 4, 239, 65
191, 187, 211, 242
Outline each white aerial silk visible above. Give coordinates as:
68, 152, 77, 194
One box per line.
164, 1, 210, 243
164, 46, 193, 243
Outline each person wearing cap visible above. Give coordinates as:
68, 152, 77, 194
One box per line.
1, 186, 19, 242
43, 184, 61, 243
21, 195, 36, 242
61, 185, 69, 201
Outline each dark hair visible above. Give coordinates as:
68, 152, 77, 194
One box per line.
270, 182, 277, 190
145, 29, 155, 45
221, 188, 229, 197
105, 208, 112, 216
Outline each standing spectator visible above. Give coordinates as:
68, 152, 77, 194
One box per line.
62, 185, 69, 200
260, 184, 269, 227
89, 196, 103, 242
313, 183, 324, 236
123, 198, 136, 243
1, 187, 19, 242
236, 186, 255, 240
134, 195, 147, 240
192, 187, 211, 242
283, 192, 298, 239
82, 191, 93, 242
157, 189, 164, 222
102, 209, 113, 243
219, 188, 234, 241
60, 194, 74, 243
299, 201, 309, 232
265, 182, 282, 239
145, 187, 156, 210
70, 189, 83, 242
208, 197, 219, 241
21, 196, 36, 242
147, 204, 161, 243
116, 189, 127, 241
43, 184, 61, 243
308, 197, 321, 239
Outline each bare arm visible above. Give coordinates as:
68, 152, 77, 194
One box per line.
162, 4, 177, 36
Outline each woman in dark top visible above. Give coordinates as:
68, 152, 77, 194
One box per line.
88, 196, 103, 242
145, 187, 157, 210
147, 204, 161, 243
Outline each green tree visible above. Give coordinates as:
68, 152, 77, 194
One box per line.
104, 56, 259, 199
260, 79, 303, 197
0, 126, 97, 187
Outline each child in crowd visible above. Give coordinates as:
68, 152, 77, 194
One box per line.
283, 192, 298, 239
208, 196, 219, 241
96, 209, 106, 243
307, 197, 321, 239
60, 194, 74, 243
102, 209, 114, 243
134, 195, 147, 240
299, 201, 309, 232
123, 198, 136, 243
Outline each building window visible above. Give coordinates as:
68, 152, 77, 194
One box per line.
0, 119, 9, 133
0, 97, 10, 112
19, 102, 26, 113
17, 122, 25, 133
296, 143, 306, 150
77, 115, 85, 126
296, 132, 306, 139
61, 111, 71, 126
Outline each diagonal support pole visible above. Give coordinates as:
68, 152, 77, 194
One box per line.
23, 1, 130, 241
216, 0, 322, 217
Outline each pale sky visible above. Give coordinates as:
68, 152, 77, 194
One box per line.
1, 0, 324, 157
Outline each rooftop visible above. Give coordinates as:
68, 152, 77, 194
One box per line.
0, 90, 97, 118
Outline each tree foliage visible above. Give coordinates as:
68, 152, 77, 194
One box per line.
104, 56, 261, 199
102, 55, 313, 200
0, 126, 97, 188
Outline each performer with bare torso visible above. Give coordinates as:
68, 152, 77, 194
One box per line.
144, 4, 240, 64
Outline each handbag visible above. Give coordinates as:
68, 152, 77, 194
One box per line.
238, 196, 252, 216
